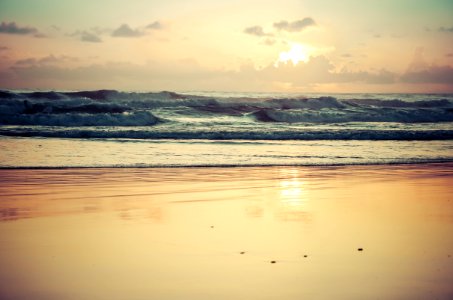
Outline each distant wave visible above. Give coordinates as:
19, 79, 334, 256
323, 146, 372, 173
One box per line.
1, 128, 452, 140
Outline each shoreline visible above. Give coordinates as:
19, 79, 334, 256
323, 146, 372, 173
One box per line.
2, 137, 452, 168
1, 160, 453, 170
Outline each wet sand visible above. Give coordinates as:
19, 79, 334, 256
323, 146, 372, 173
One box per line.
0, 164, 453, 300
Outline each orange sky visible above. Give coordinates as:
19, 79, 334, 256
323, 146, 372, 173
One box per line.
0, 0, 452, 92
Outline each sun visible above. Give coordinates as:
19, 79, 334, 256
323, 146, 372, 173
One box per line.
276, 43, 311, 66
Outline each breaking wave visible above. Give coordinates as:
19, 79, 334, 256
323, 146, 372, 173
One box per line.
0, 111, 160, 126
1, 89, 452, 140
250, 107, 453, 123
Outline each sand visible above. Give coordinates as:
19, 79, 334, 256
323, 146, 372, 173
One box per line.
0, 163, 453, 300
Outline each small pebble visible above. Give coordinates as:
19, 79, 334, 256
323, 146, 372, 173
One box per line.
270, 260, 276, 264
358, 248, 363, 251
240, 251, 245, 255
210, 226, 214, 228
303, 255, 308, 258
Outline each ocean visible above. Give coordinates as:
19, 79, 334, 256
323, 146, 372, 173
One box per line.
1, 90, 452, 167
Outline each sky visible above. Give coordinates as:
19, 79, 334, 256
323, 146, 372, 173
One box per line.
0, 0, 452, 92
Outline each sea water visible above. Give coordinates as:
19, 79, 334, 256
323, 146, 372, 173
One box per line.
1, 90, 452, 167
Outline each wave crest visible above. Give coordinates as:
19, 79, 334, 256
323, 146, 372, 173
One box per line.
250, 107, 453, 123
0, 111, 160, 126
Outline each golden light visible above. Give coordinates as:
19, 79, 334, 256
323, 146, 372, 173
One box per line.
276, 43, 311, 66
279, 169, 306, 207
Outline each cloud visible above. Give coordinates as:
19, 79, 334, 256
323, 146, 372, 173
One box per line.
267, 57, 393, 85
273, 18, 316, 32
14, 55, 77, 66
69, 30, 102, 43
401, 65, 453, 84
398, 48, 453, 84
439, 26, 453, 33
89, 26, 111, 35
4, 59, 220, 90
112, 24, 143, 37
243, 26, 272, 37
4, 52, 452, 91
15, 58, 37, 65
0, 46, 9, 51
80, 31, 102, 43
6, 55, 398, 89
0, 21, 44, 37
447, 53, 453, 57
147, 21, 162, 30
262, 38, 276, 46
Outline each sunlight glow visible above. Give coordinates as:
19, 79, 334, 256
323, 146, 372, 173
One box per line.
276, 44, 310, 66
279, 169, 306, 207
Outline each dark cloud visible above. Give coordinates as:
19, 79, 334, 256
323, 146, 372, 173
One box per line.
0, 21, 38, 35
273, 18, 316, 32
243, 26, 272, 37
14, 55, 77, 66
71, 23, 160, 42
0, 21, 44, 37
80, 31, 102, 43
333, 69, 396, 84
0, 46, 9, 51
15, 58, 37, 65
112, 24, 143, 37
5, 59, 217, 90
446, 53, 453, 57
147, 21, 162, 30
401, 65, 453, 84
399, 48, 452, 84
69, 30, 102, 43
439, 26, 453, 33
398, 48, 453, 84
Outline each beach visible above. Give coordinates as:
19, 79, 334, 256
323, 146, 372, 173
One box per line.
1, 163, 452, 300
2, 0, 453, 299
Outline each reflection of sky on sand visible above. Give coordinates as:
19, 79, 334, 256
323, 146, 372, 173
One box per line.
1, 165, 453, 300
0, 167, 315, 223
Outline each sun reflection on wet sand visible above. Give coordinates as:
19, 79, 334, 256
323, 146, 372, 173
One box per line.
276, 168, 311, 222
0, 164, 453, 300
279, 169, 306, 203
